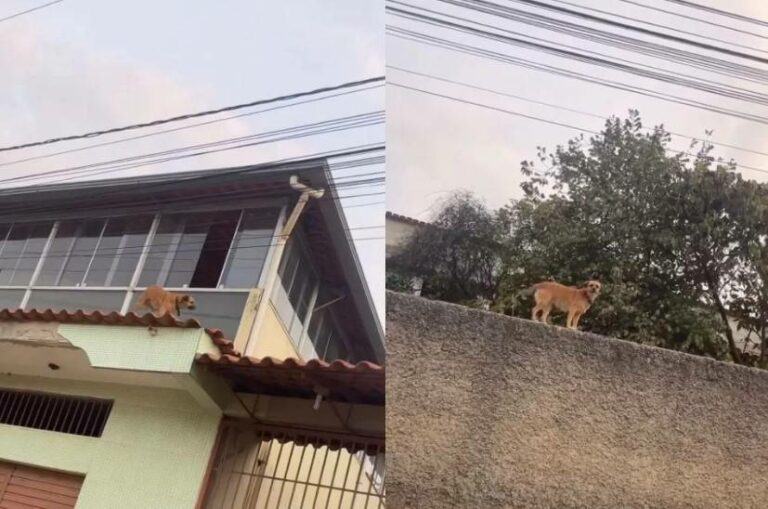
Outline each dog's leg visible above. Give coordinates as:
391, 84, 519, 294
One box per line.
540, 305, 551, 324
566, 310, 577, 329
531, 306, 541, 322
572, 312, 582, 330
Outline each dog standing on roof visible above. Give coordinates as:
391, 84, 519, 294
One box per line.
520, 279, 602, 330
133, 285, 197, 318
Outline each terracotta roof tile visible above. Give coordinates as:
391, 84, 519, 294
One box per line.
0, 308, 239, 356
196, 353, 385, 405
386, 211, 430, 227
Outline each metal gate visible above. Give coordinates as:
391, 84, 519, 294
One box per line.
202, 420, 385, 509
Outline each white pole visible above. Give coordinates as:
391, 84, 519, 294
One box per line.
245, 176, 324, 357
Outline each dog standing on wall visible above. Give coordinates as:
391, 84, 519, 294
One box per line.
521, 280, 602, 330
133, 285, 197, 318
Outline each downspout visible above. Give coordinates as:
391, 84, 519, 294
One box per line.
245, 175, 325, 355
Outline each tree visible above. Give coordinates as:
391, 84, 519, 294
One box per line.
388, 192, 506, 307
395, 111, 768, 366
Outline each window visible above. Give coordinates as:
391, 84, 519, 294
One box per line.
36, 215, 153, 287
139, 208, 278, 289
274, 238, 351, 361
274, 237, 318, 346
87, 215, 154, 287
0, 389, 112, 437
0, 222, 53, 286
219, 208, 279, 288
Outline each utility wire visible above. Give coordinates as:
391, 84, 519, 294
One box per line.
419, 0, 768, 92
0, 112, 384, 186
0, 0, 62, 24
0, 146, 385, 216
498, 0, 768, 63
393, 0, 768, 85
387, 28, 768, 126
389, 82, 768, 175
392, 2, 768, 101
664, 0, 768, 29
542, 0, 768, 54
0, 76, 384, 153
388, 65, 768, 159
618, 0, 768, 40
0, 83, 384, 169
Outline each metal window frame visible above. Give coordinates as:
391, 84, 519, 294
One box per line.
0, 201, 285, 315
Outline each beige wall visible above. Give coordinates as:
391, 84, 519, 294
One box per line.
386, 291, 768, 509
248, 302, 300, 360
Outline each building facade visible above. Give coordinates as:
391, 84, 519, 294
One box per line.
0, 159, 385, 508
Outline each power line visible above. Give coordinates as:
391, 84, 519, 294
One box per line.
542, 0, 768, 54
0, 112, 384, 186
389, 81, 768, 175
0, 146, 385, 216
0, 83, 384, 169
415, 0, 768, 94
392, 0, 768, 85
0, 0, 62, 24
664, 0, 768, 29
387, 28, 768, 126
0, 76, 384, 153
388, 65, 768, 159
499, 0, 768, 63
391, 2, 768, 102
617, 0, 768, 40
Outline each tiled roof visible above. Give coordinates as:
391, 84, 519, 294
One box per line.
386, 211, 430, 227
196, 353, 385, 405
0, 308, 238, 356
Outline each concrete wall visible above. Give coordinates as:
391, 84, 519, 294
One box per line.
0, 376, 220, 509
386, 291, 768, 509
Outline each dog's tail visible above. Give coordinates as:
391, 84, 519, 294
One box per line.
516, 283, 541, 299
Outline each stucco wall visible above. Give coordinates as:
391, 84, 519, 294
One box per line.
0, 376, 220, 509
386, 291, 768, 509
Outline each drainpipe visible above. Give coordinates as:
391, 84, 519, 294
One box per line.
246, 175, 325, 355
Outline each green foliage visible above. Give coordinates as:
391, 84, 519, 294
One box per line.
395, 111, 768, 366
385, 271, 414, 293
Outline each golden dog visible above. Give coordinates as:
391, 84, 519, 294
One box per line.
522, 280, 601, 330
133, 285, 197, 318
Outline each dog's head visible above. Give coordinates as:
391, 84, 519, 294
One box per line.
178, 294, 196, 310
584, 280, 602, 298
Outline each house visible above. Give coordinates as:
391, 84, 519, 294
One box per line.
385, 212, 427, 296
0, 158, 385, 508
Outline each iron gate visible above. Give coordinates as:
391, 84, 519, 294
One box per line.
202, 419, 385, 508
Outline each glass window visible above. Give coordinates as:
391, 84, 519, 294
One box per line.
0, 290, 25, 309
273, 237, 320, 347
36, 221, 79, 286
58, 219, 105, 287
139, 210, 240, 288
0, 222, 52, 286
85, 215, 153, 287
26, 289, 126, 313
219, 208, 280, 288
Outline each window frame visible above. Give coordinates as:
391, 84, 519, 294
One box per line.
0, 200, 286, 314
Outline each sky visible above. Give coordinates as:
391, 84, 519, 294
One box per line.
387, 0, 768, 220
0, 0, 385, 321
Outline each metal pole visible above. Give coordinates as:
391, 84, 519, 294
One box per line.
245, 175, 324, 357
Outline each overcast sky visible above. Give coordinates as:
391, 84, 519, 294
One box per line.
0, 0, 384, 320
387, 0, 768, 220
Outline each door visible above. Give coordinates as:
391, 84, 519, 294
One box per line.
0, 461, 84, 509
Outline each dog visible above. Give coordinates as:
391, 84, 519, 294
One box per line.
520, 280, 602, 330
133, 285, 197, 318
